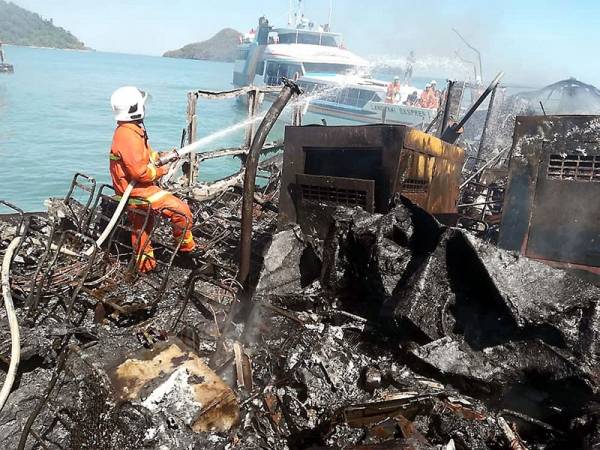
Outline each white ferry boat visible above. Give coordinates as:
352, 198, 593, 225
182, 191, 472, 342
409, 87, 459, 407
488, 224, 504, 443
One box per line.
232, 8, 437, 127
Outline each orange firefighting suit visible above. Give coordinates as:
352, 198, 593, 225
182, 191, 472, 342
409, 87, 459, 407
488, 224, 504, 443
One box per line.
109, 122, 196, 272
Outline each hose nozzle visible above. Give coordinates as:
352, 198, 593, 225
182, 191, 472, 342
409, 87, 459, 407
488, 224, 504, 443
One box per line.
157, 149, 181, 167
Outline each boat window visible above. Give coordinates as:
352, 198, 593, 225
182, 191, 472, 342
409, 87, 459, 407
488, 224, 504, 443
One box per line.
371, 92, 383, 102
320, 88, 339, 102
297, 33, 320, 45
265, 62, 303, 85
298, 81, 318, 94
359, 90, 378, 103
278, 33, 297, 44
303, 63, 355, 75
277, 31, 340, 47
256, 61, 265, 76
318, 35, 339, 47
237, 48, 249, 60
334, 88, 378, 108
268, 31, 279, 44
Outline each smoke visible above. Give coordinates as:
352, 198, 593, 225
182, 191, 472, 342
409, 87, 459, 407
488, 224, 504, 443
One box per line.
514, 80, 600, 115
329, 1, 599, 87
367, 54, 475, 81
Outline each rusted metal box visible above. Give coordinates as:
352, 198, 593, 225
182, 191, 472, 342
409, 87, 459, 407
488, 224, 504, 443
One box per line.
279, 125, 465, 229
499, 115, 600, 273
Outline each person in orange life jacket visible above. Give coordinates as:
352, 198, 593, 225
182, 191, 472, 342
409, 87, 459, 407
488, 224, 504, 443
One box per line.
430, 80, 441, 108
419, 83, 438, 109
386, 76, 402, 104
109, 86, 196, 273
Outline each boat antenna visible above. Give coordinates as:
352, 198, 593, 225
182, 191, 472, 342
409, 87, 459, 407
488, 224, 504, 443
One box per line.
452, 28, 483, 82
289, 0, 302, 27
328, 0, 333, 29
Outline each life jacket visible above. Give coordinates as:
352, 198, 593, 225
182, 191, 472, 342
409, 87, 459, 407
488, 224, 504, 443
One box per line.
386, 83, 401, 103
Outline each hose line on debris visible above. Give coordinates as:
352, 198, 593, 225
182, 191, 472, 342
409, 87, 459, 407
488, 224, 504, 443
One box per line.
82, 85, 294, 258
83, 181, 135, 257
82, 134, 212, 257
82, 86, 291, 258
0, 236, 22, 412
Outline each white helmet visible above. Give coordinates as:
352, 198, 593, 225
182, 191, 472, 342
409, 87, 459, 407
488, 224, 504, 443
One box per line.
110, 86, 148, 122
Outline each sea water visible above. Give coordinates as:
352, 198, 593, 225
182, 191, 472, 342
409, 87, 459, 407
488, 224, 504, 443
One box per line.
0, 45, 434, 211
0, 46, 256, 211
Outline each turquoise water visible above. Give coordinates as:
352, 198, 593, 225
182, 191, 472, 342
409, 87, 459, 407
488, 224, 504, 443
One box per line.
0, 46, 256, 211
0, 46, 436, 212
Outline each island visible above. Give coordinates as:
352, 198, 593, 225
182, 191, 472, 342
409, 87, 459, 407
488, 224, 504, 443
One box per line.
163, 28, 242, 62
0, 0, 85, 49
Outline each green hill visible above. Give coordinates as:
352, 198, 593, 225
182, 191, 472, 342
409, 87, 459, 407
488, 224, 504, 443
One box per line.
163, 28, 242, 62
0, 0, 85, 49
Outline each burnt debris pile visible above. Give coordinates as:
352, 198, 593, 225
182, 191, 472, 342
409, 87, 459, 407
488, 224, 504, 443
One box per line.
1, 187, 599, 449
0, 167, 282, 449
3, 103, 600, 448
240, 198, 599, 449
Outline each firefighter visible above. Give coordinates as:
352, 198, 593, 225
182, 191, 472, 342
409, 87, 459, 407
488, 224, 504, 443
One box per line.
109, 86, 196, 273
386, 76, 402, 104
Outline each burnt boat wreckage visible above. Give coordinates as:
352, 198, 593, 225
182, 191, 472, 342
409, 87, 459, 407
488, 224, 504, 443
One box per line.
0, 75, 599, 450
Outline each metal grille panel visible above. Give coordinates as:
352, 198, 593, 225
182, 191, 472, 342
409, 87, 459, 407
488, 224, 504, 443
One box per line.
296, 174, 375, 212
547, 154, 600, 182
301, 184, 368, 207
401, 178, 429, 193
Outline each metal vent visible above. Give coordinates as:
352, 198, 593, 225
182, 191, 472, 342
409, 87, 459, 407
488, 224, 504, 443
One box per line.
401, 178, 429, 193
296, 174, 375, 212
301, 185, 368, 207
547, 154, 600, 182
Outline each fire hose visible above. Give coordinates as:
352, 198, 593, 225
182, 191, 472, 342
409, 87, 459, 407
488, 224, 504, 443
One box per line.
0, 236, 22, 412
82, 116, 243, 256
82, 136, 208, 257
85, 80, 301, 258
0, 80, 301, 426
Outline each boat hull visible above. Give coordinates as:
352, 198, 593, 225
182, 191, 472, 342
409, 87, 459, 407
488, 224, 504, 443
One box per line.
303, 102, 435, 127
257, 91, 436, 128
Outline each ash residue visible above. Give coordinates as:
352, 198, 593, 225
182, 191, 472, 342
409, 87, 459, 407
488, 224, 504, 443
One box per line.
1, 186, 599, 449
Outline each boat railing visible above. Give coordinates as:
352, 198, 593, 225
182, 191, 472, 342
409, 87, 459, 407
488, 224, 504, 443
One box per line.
174, 85, 300, 201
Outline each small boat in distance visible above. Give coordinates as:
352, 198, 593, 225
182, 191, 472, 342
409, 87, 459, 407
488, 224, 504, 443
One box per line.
0, 42, 15, 73
232, 3, 438, 127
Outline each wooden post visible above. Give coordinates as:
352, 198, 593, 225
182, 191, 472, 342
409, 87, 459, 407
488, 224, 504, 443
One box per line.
186, 92, 199, 186
476, 84, 498, 162
244, 89, 260, 148
292, 101, 302, 126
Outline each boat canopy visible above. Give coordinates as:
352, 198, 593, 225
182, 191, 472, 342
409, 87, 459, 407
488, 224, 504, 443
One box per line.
263, 44, 368, 68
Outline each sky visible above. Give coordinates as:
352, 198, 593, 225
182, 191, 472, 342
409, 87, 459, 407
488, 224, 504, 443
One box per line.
11, 0, 600, 86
